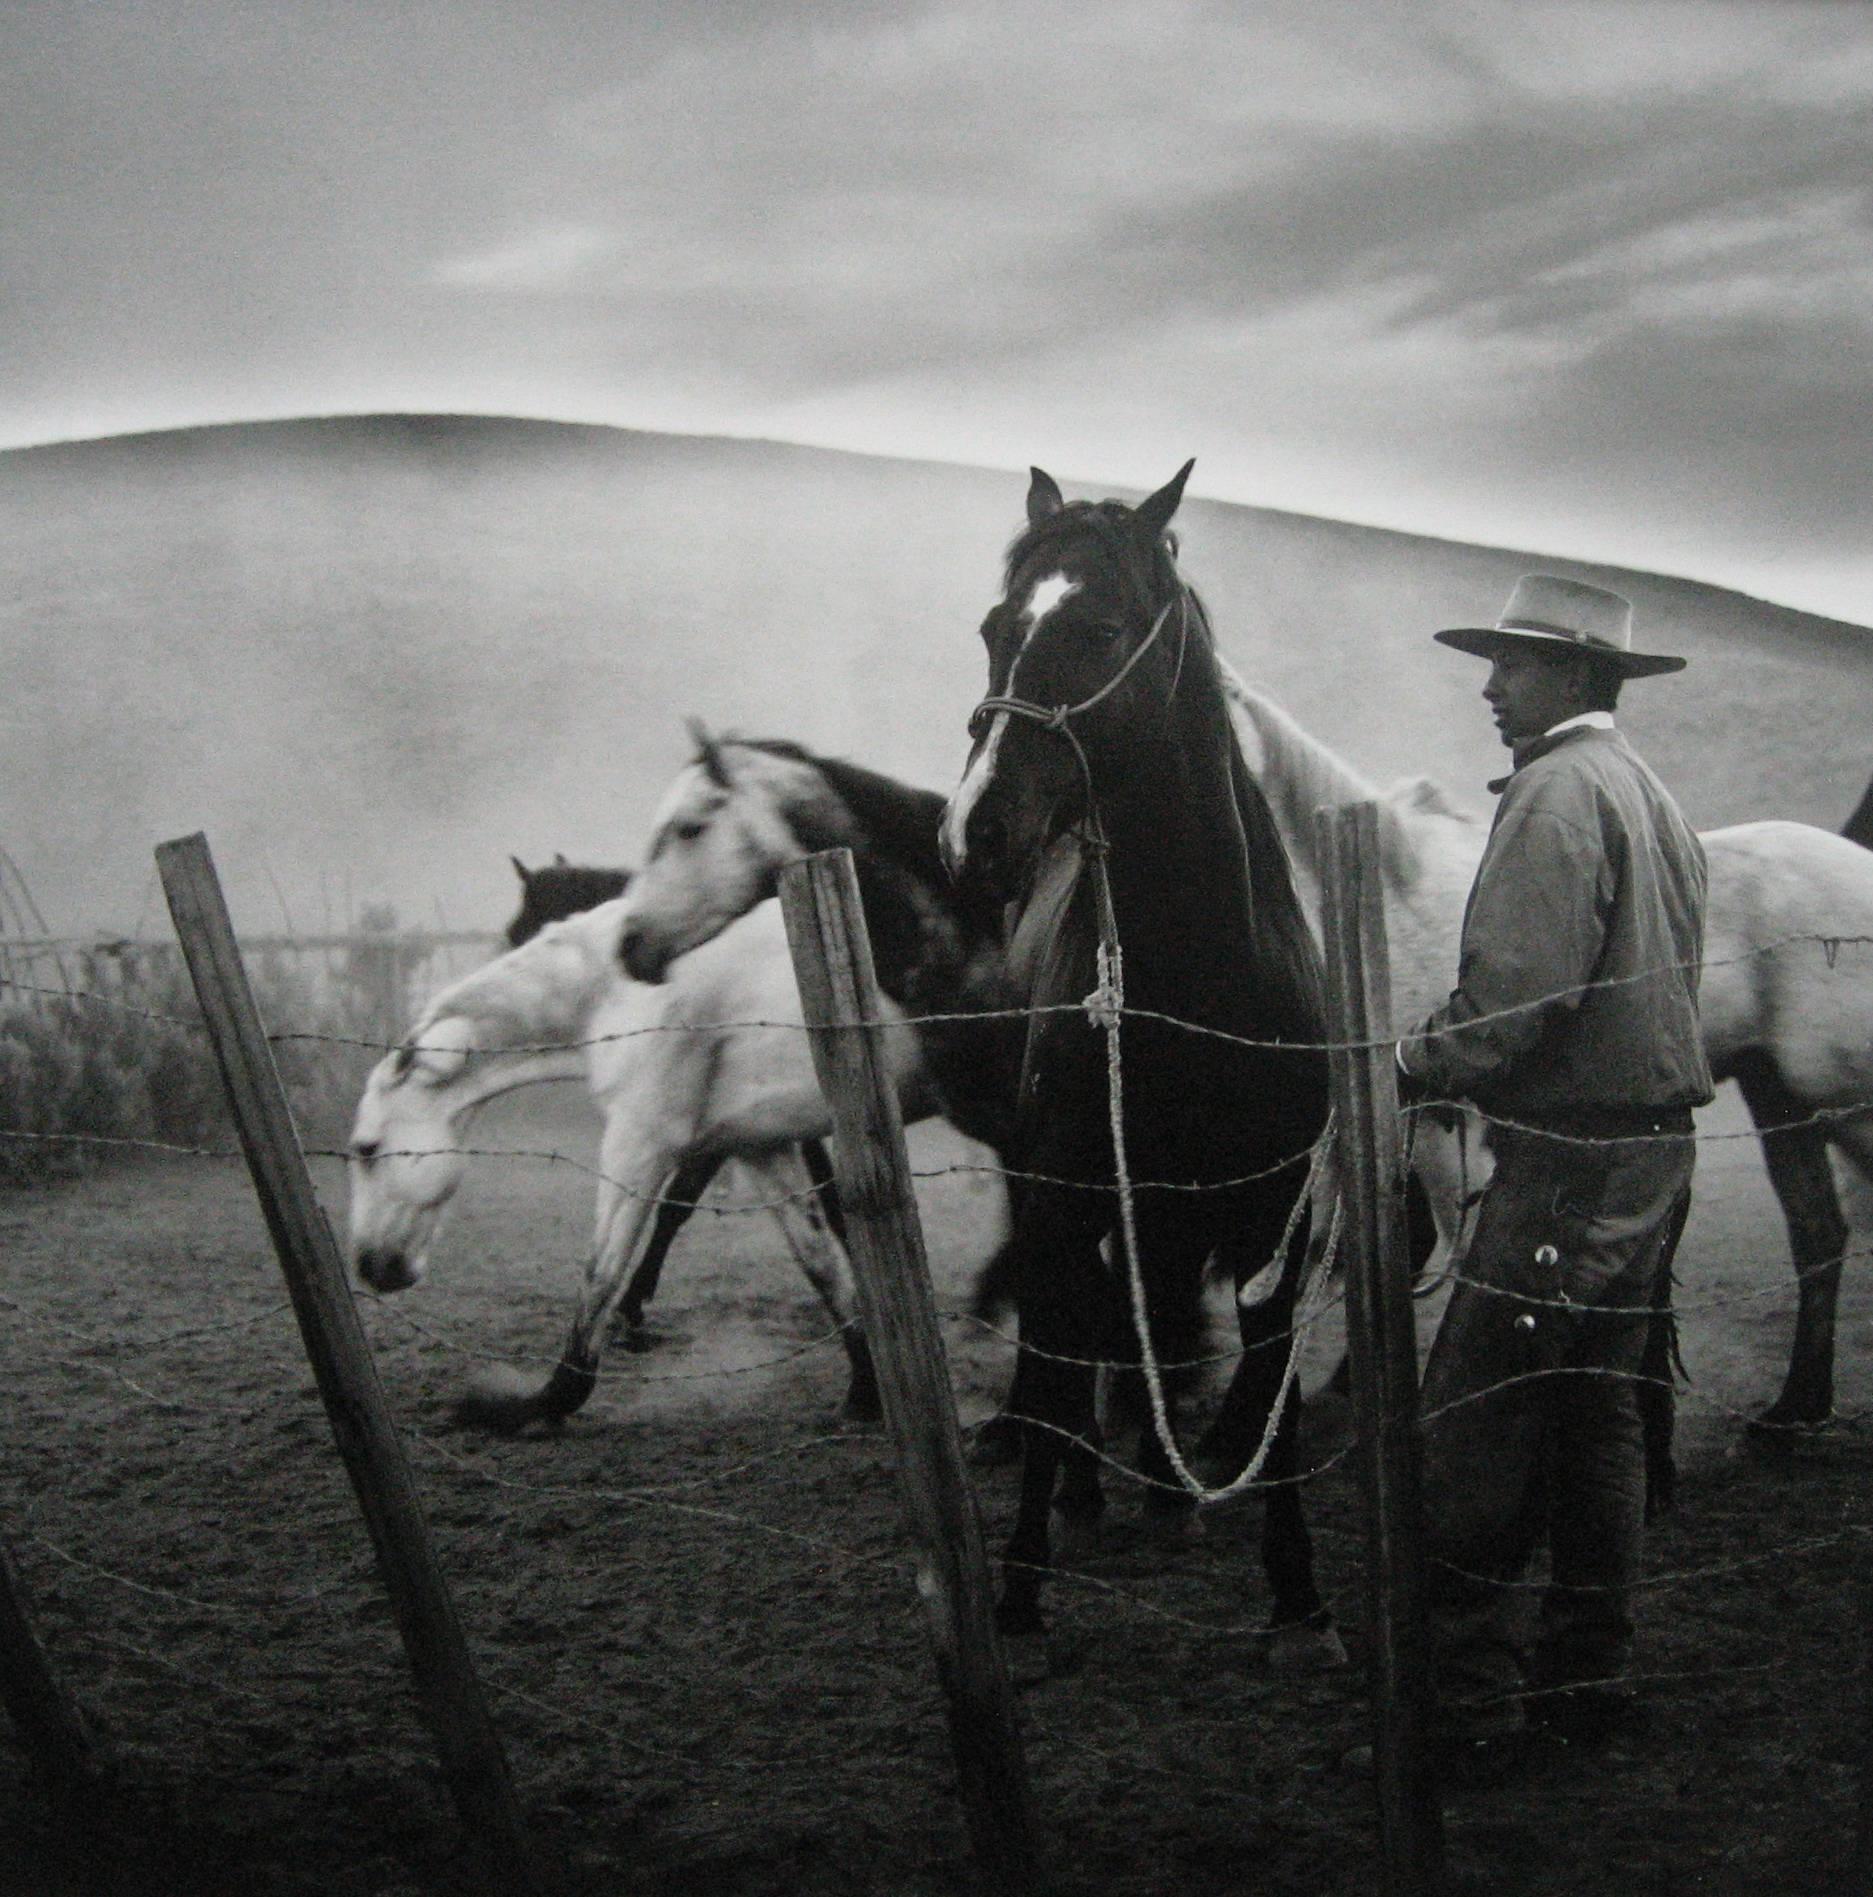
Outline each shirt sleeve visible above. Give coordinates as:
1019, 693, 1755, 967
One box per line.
1402, 799, 1610, 1101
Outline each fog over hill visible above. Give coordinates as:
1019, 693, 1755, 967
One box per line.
3, 414, 1868, 938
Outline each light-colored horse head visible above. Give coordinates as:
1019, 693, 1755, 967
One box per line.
346, 912, 616, 1292
617, 728, 851, 982
347, 1018, 481, 1293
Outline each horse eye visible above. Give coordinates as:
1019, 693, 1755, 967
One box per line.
353, 1140, 379, 1164
674, 819, 707, 843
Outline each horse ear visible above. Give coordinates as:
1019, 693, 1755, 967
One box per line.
510, 855, 532, 885
1132, 459, 1195, 543
687, 717, 732, 788
1027, 467, 1065, 525
552, 852, 570, 866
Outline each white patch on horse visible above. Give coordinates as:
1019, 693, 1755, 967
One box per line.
941, 709, 1009, 870
1017, 571, 1080, 660
941, 571, 1081, 872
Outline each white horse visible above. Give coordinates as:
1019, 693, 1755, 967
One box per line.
1220, 662, 1873, 1426
346, 897, 939, 1427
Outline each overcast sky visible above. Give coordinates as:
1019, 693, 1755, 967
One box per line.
3, 0, 1869, 621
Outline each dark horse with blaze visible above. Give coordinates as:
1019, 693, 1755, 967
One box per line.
939, 460, 1341, 1658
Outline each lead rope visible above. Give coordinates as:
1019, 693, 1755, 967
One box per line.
1083, 836, 1342, 1506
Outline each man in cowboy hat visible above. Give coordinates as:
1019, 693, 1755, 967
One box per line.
1397, 573, 1713, 1785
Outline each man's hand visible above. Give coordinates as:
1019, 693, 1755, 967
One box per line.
1394, 1039, 1430, 1107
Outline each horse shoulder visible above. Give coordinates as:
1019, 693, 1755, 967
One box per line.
1698, 821, 1873, 1086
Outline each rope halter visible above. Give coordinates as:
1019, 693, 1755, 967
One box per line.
965, 591, 1186, 851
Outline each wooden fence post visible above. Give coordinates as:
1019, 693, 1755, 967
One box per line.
779, 848, 1040, 1896
155, 834, 544, 1897
0, 1526, 100, 1790
1316, 802, 1448, 1893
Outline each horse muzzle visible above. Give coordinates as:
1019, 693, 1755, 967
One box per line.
618, 927, 672, 985
354, 1244, 422, 1294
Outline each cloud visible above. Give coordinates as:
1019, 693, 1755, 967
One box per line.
3, 0, 1871, 616
434, 224, 620, 291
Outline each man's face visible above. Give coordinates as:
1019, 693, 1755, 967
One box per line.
1481, 644, 1586, 748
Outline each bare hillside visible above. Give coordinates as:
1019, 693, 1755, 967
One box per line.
2, 415, 1865, 935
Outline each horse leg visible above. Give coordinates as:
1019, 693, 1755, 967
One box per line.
998, 1215, 1107, 1638
1734, 1052, 1849, 1431
965, 1229, 1028, 1468
616, 1149, 721, 1346
801, 1137, 847, 1247
455, 1115, 672, 1432
743, 1149, 880, 1422
1214, 1216, 1343, 1669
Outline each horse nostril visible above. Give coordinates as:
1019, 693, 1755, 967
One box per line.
355, 1246, 414, 1294
619, 930, 668, 985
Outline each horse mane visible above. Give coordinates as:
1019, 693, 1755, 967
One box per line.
727, 738, 1007, 941
416, 902, 625, 1051
1190, 628, 1326, 1035
1213, 659, 1486, 892
1217, 658, 1381, 822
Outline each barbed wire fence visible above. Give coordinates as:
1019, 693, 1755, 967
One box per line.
0, 824, 1869, 1892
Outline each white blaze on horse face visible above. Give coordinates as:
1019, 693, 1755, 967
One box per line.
941, 709, 1008, 873
942, 570, 1081, 872
1017, 571, 1080, 662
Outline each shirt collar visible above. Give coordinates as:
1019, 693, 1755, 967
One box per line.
1488, 711, 1617, 793
1544, 710, 1616, 737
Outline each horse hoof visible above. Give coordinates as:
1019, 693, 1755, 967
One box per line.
618, 1325, 657, 1355
1744, 1409, 1832, 1457
1265, 1619, 1349, 1674
1053, 1511, 1102, 1566
1748, 1401, 1831, 1439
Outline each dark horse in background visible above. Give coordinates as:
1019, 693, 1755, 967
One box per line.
502, 854, 852, 1375
1845, 776, 1873, 853
939, 461, 1341, 1656
506, 855, 629, 946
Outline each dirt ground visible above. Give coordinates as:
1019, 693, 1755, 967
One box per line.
2, 1083, 1870, 1896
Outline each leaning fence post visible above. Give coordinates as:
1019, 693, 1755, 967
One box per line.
0, 1525, 100, 1792
1317, 801, 1448, 1893
779, 848, 1040, 1896
155, 833, 544, 1897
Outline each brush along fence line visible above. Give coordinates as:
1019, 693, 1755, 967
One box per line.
0, 923, 499, 1184
0, 830, 1867, 1897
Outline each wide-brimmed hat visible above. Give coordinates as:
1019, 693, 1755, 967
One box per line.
1435, 574, 1686, 678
